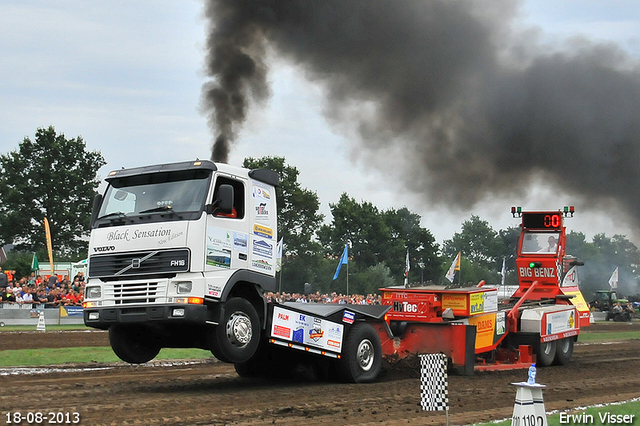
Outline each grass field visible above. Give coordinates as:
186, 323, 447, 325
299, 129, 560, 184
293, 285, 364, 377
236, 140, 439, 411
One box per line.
471, 400, 640, 426
0, 324, 90, 332
0, 347, 212, 367
0, 320, 638, 367
578, 329, 640, 342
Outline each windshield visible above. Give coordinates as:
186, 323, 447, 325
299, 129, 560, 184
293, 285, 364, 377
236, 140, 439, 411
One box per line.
98, 170, 211, 219
520, 231, 561, 254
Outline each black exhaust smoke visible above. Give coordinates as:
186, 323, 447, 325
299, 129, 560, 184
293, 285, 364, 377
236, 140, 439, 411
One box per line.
201, 0, 640, 229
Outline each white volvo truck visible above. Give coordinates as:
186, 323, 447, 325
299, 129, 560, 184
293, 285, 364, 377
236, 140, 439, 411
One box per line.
83, 160, 280, 364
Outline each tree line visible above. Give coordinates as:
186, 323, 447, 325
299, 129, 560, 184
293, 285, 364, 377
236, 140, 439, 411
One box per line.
2, 127, 639, 299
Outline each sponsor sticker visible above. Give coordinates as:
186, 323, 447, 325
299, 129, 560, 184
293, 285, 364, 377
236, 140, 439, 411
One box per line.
309, 318, 324, 341
233, 232, 248, 253
271, 306, 344, 351
273, 325, 291, 338
469, 292, 485, 315
253, 186, 272, 223
342, 311, 355, 324
251, 259, 273, 272
253, 186, 271, 201
206, 227, 232, 269
253, 224, 273, 239
207, 284, 222, 298
292, 328, 304, 343
252, 239, 274, 259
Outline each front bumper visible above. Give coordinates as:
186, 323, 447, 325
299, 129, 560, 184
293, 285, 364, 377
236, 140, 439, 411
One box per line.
83, 303, 215, 329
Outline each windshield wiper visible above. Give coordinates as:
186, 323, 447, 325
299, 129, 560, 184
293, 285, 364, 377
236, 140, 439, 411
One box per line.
139, 206, 174, 214
97, 211, 127, 220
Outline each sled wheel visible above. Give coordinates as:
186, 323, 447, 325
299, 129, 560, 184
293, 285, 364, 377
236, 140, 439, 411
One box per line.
109, 324, 160, 364
536, 340, 556, 367
554, 338, 574, 365
209, 297, 261, 364
338, 322, 382, 383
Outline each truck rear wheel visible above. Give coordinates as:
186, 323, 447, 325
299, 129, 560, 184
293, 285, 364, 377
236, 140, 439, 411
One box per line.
536, 340, 556, 367
554, 338, 574, 365
209, 297, 261, 364
109, 324, 160, 364
337, 322, 382, 383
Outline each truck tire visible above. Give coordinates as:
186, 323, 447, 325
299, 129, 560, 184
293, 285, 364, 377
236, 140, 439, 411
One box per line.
536, 340, 556, 367
109, 324, 160, 364
554, 338, 574, 365
337, 322, 382, 383
209, 297, 261, 364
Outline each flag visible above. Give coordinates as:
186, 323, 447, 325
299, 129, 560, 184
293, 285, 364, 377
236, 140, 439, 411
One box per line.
333, 244, 348, 280
31, 253, 39, 271
500, 257, 506, 287
44, 217, 54, 276
608, 267, 619, 289
445, 252, 461, 283
275, 238, 283, 272
404, 249, 410, 286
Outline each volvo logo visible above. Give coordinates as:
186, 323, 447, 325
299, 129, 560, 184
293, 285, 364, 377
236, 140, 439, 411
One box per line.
115, 251, 159, 276
94, 246, 116, 253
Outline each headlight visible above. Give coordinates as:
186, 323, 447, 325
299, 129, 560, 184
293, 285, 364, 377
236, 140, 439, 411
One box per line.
86, 286, 101, 299
176, 282, 192, 294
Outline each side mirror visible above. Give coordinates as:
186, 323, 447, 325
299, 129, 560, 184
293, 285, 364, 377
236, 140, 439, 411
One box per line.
90, 194, 102, 228
207, 184, 234, 216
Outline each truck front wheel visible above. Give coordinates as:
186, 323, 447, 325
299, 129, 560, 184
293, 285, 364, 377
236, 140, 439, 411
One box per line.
209, 297, 261, 364
109, 324, 161, 364
337, 322, 382, 383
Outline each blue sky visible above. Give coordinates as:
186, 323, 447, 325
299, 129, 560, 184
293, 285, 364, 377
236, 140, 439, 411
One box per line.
1, 0, 639, 246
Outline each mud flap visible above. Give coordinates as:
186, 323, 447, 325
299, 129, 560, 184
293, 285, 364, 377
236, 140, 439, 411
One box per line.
461, 325, 477, 376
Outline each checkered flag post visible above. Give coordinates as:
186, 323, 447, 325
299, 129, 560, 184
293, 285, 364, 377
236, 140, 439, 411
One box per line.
420, 354, 449, 415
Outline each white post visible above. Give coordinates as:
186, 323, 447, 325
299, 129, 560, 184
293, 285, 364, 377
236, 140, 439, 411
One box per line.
36, 310, 46, 332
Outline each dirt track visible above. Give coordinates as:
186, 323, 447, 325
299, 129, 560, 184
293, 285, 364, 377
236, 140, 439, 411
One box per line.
0, 322, 639, 426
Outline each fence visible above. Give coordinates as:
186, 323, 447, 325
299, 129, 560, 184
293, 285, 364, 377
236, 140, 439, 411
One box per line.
0, 304, 84, 325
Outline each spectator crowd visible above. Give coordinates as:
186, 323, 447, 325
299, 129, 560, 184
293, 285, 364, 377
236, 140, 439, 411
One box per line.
1, 269, 381, 309
0, 270, 85, 308
266, 291, 381, 305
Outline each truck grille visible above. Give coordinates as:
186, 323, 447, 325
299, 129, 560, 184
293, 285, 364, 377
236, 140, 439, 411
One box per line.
113, 282, 159, 305
89, 249, 190, 278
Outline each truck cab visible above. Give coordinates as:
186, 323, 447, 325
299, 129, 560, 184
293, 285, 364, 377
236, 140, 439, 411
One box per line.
83, 160, 279, 364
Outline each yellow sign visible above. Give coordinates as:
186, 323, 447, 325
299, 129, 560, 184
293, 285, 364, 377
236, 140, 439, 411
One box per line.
468, 313, 497, 350
469, 292, 485, 315
253, 224, 273, 239
562, 289, 590, 313
442, 294, 467, 311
